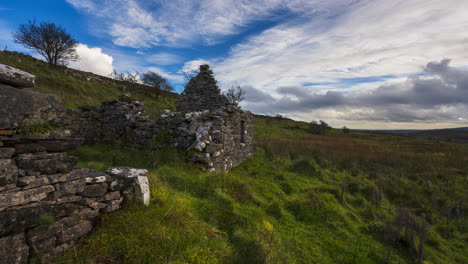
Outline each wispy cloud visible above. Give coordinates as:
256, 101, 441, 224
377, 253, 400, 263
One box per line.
146, 53, 183, 65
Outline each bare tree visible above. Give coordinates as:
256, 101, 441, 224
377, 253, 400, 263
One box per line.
12, 21, 78, 66
141, 71, 174, 92
111, 69, 140, 83
181, 69, 200, 84
224, 82, 246, 105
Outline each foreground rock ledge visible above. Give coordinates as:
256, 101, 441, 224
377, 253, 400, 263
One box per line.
0, 64, 35, 88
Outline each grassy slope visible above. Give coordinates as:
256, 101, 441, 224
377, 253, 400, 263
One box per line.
0, 51, 177, 117
50, 117, 467, 264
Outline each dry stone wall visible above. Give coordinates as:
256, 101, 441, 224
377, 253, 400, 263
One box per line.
0, 65, 150, 263
65, 94, 149, 144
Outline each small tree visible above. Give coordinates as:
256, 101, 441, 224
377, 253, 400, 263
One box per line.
12, 21, 78, 66
141, 71, 174, 98
224, 82, 246, 105
111, 70, 140, 83
342, 126, 350, 134
309, 120, 331, 135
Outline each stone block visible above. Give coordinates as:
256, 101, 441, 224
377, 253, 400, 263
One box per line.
58, 179, 85, 195
0, 232, 29, 264
0, 185, 54, 211
0, 158, 18, 187
15, 152, 78, 175
0, 147, 15, 158
81, 183, 108, 197
0, 84, 64, 130
60, 220, 93, 243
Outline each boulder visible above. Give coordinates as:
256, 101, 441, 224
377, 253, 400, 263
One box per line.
0, 84, 64, 130
0, 64, 35, 88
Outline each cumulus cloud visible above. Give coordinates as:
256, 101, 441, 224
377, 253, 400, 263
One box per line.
68, 44, 114, 76
245, 59, 468, 124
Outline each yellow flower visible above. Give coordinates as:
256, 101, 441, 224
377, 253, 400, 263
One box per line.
263, 220, 274, 232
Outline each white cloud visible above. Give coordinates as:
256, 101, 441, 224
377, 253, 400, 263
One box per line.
146, 53, 182, 65
66, 0, 332, 48
68, 44, 114, 76
180, 59, 212, 73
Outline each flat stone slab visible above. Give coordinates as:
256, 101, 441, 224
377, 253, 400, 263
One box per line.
15, 152, 78, 175
0, 84, 64, 130
0, 64, 35, 88
0, 185, 54, 211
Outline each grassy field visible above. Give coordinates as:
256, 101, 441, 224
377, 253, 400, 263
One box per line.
49, 116, 467, 264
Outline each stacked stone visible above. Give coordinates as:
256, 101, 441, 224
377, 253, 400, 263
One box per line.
176, 65, 230, 112
0, 65, 151, 263
65, 94, 149, 143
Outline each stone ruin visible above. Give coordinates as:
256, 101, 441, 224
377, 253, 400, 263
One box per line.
0, 63, 253, 263
65, 64, 254, 172
0, 64, 150, 263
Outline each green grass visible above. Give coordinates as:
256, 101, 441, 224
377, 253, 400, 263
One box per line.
4, 51, 465, 263
51, 118, 467, 263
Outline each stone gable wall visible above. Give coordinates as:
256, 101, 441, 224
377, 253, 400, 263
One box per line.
176, 65, 230, 112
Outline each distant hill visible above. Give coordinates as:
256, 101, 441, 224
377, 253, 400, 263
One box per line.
359, 127, 468, 143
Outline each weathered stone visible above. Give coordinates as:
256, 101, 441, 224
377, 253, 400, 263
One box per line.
0, 232, 29, 264
84, 170, 112, 183
0, 84, 64, 130
106, 167, 148, 178
176, 65, 229, 112
0, 185, 54, 210
10, 139, 83, 154
0, 64, 35, 88
81, 183, 108, 197
0, 203, 83, 237
134, 175, 150, 206
105, 198, 123, 212
58, 179, 85, 195
48, 168, 89, 183
0, 147, 15, 158
16, 175, 50, 190
60, 220, 93, 243
0, 159, 18, 186
15, 152, 78, 174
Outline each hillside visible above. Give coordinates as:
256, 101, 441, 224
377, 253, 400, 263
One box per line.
1, 53, 466, 264
0, 51, 177, 118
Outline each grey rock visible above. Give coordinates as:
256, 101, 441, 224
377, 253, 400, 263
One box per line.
0, 84, 64, 130
0, 159, 18, 186
0, 147, 15, 158
81, 183, 108, 197
57, 179, 85, 195
0, 64, 35, 88
60, 220, 93, 243
0, 232, 29, 264
0, 185, 54, 210
15, 152, 78, 175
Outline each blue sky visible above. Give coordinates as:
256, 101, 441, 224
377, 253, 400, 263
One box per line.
1, 0, 468, 129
